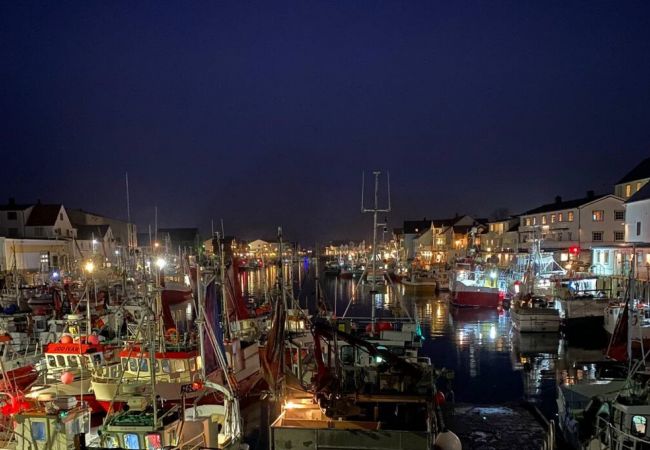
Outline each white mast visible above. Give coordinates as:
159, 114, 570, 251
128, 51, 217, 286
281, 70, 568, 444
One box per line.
361, 171, 391, 334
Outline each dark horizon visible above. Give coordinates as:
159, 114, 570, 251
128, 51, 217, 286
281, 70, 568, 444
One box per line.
2, 2, 649, 243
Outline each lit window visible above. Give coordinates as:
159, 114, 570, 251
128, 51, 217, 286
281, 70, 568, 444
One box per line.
525, 218, 531, 226
592, 231, 603, 241
541, 215, 547, 225
567, 211, 574, 222
592, 210, 604, 222
558, 212, 564, 222
123, 433, 140, 450
533, 217, 537, 225
637, 182, 642, 192
632, 415, 647, 438
626, 184, 632, 197
146, 434, 162, 450
550, 214, 556, 223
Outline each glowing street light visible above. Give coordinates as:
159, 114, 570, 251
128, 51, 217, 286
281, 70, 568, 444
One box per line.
155, 257, 167, 269
84, 261, 95, 274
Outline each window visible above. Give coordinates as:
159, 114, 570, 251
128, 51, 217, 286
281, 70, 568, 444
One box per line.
615, 231, 624, 241
550, 214, 556, 223
637, 182, 642, 192
592, 231, 603, 241
123, 433, 140, 450
129, 358, 138, 372
47, 355, 56, 367
558, 212, 564, 222
638, 222, 642, 236
615, 210, 625, 221
541, 215, 547, 225
627, 184, 632, 197
533, 217, 537, 225
592, 210, 604, 222
557, 232, 563, 241
525, 218, 531, 226
31, 422, 46, 442
146, 434, 162, 450
632, 415, 647, 438
161, 359, 170, 373
7, 211, 16, 220
56, 355, 65, 366
34, 227, 44, 237
68, 355, 79, 367
567, 211, 574, 222
568, 232, 573, 240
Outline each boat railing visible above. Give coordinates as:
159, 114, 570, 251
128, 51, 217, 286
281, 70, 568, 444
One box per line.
179, 431, 205, 450
596, 415, 649, 450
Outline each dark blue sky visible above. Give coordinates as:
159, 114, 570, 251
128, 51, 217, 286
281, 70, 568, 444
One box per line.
2, 1, 649, 243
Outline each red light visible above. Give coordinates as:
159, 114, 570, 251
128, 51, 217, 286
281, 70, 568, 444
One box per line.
569, 246, 580, 255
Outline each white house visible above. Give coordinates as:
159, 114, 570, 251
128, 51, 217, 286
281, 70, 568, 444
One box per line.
0, 237, 70, 274
0, 200, 34, 238
23, 203, 77, 240
519, 192, 625, 270
615, 157, 650, 200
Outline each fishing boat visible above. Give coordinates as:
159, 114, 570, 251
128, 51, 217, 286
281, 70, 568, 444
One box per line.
450, 261, 501, 308
0, 334, 41, 391
510, 295, 560, 333
401, 270, 438, 288
555, 276, 611, 330
270, 319, 461, 450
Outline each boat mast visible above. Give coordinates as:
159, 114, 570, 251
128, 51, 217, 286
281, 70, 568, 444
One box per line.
361, 171, 391, 334
220, 234, 231, 341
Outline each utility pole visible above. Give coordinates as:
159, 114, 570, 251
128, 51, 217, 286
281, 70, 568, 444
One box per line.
361, 171, 391, 335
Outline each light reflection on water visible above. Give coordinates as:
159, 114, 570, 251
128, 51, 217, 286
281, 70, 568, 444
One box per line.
239, 266, 608, 448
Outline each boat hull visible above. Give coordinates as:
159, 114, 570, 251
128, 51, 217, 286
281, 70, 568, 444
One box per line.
510, 309, 560, 333
451, 286, 500, 308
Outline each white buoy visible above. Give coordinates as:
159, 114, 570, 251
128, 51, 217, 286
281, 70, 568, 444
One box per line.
434, 430, 462, 450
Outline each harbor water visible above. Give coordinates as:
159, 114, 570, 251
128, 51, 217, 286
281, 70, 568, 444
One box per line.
239, 264, 609, 449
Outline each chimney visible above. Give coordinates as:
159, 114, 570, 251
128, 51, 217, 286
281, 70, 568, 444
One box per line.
555, 196, 562, 204
8, 197, 15, 205
587, 190, 595, 199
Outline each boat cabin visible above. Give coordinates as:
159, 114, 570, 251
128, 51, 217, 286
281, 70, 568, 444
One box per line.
603, 399, 650, 447
119, 349, 202, 384
13, 397, 90, 450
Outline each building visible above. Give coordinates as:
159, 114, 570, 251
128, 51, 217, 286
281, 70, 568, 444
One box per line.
157, 228, 201, 254
519, 191, 625, 270
614, 157, 650, 200
404, 215, 486, 266
480, 217, 520, 267
0, 237, 70, 275
0, 199, 34, 238
67, 209, 137, 249
74, 224, 118, 264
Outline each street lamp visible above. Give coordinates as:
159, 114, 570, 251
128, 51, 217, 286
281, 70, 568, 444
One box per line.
84, 261, 95, 274
155, 257, 167, 270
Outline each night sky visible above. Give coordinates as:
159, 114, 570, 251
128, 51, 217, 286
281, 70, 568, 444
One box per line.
2, 1, 649, 244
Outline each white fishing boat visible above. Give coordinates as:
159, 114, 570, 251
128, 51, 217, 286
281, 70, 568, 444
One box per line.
510, 296, 560, 333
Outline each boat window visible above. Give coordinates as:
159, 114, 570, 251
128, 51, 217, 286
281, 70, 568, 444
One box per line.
632, 415, 647, 437
123, 433, 140, 449
68, 355, 79, 367
161, 359, 171, 373
103, 434, 119, 448
340, 346, 355, 365
56, 355, 65, 366
129, 358, 138, 372
189, 358, 196, 372
172, 360, 185, 372
139, 359, 149, 372
145, 433, 162, 450
195, 357, 202, 370
47, 355, 56, 367
31, 421, 46, 442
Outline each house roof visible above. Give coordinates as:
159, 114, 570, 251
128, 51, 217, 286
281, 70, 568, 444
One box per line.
617, 157, 650, 184
25, 204, 63, 226
523, 194, 608, 215
76, 225, 110, 240
626, 182, 650, 204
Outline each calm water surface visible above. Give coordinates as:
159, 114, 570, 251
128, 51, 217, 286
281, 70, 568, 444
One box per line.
239, 264, 608, 449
